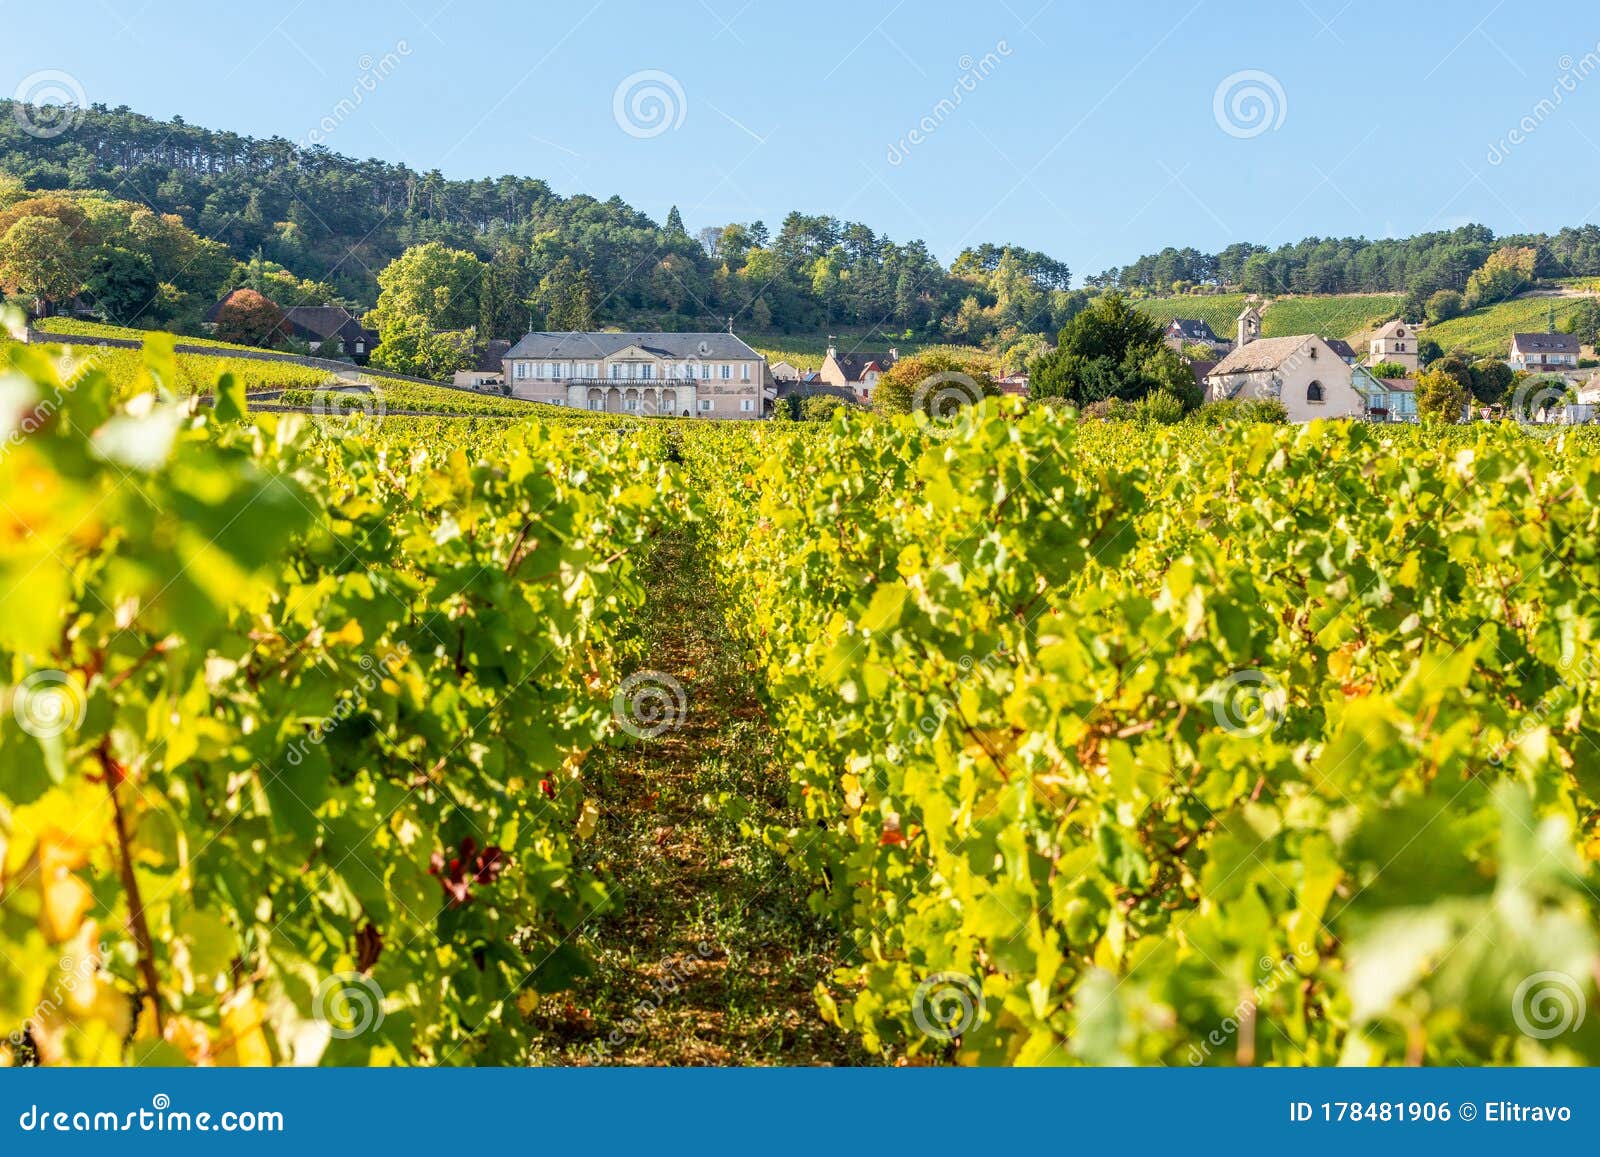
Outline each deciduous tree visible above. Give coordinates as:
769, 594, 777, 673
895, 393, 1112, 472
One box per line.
872, 351, 998, 416
368, 242, 484, 336
0, 215, 83, 312
536, 257, 596, 331
1464, 246, 1536, 308
369, 315, 477, 378
1425, 289, 1465, 323
213, 288, 288, 347
1028, 291, 1199, 409
1415, 365, 1467, 424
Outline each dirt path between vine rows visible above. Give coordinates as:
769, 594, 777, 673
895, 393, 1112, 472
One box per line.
524, 529, 874, 1065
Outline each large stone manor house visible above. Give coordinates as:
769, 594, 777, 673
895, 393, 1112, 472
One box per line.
501, 331, 767, 419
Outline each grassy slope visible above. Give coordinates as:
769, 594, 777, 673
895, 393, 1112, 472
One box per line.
21, 339, 334, 399
275, 380, 549, 416
1135, 293, 1405, 342
20, 334, 555, 412
1422, 295, 1594, 358
745, 329, 990, 372
1139, 290, 1600, 360
33, 317, 267, 352
47, 294, 1598, 370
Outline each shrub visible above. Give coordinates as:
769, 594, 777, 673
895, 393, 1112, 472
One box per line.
1083, 397, 1136, 421
1191, 398, 1287, 426
1425, 289, 1465, 324
1135, 389, 1186, 426
800, 393, 848, 422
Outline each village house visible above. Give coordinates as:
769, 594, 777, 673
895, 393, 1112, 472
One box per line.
1362, 376, 1418, 423
1367, 320, 1421, 372
202, 291, 378, 363
1508, 331, 1581, 373
995, 370, 1030, 396
454, 339, 512, 390
1566, 371, 1600, 423
819, 342, 898, 404
1162, 318, 1230, 357
1579, 372, 1600, 406
768, 360, 803, 383
282, 305, 377, 361
501, 331, 767, 418
1323, 338, 1358, 364
1203, 307, 1366, 422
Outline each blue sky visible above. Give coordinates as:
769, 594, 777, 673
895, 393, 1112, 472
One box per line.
5, 0, 1600, 277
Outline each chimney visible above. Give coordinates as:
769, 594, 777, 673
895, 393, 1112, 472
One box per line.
888, 346, 899, 361
826, 335, 837, 359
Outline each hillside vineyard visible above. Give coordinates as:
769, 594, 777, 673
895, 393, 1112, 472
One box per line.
5, 338, 1600, 1065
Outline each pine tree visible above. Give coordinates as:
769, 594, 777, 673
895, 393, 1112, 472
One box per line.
539, 257, 597, 331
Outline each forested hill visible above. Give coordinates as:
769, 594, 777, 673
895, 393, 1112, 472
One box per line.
5, 101, 1597, 346
0, 101, 1073, 341
1096, 223, 1600, 297
0, 101, 707, 312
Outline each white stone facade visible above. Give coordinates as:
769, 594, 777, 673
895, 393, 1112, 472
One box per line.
1205, 334, 1367, 423
502, 333, 766, 419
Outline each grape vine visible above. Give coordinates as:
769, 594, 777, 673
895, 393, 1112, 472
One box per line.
684, 401, 1600, 1064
